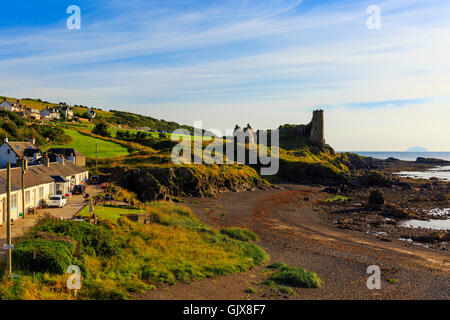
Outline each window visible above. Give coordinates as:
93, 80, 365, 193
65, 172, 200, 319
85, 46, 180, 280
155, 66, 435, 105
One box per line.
7, 149, 10, 154
11, 194, 17, 208
25, 191, 30, 205
39, 187, 44, 199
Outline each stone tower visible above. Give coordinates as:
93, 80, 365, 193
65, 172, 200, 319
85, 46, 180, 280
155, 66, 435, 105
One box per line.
309, 110, 325, 147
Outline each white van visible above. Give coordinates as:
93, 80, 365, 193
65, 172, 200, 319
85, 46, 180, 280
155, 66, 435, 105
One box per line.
48, 195, 67, 208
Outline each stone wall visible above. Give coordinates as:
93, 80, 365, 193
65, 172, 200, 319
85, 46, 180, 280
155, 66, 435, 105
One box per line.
309, 110, 325, 147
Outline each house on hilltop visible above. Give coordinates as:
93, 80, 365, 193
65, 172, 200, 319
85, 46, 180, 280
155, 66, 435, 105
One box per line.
0, 98, 23, 112
0, 99, 14, 111
59, 105, 74, 120
40, 107, 60, 120
24, 107, 41, 120
87, 108, 96, 119
0, 137, 42, 168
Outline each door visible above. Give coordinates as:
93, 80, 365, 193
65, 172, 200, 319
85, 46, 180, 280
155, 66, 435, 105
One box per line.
33, 189, 37, 207
1, 199, 5, 223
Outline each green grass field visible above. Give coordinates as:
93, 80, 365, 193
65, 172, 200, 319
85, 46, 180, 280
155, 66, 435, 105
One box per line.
77, 205, 146, 222
45, 129, 129, 158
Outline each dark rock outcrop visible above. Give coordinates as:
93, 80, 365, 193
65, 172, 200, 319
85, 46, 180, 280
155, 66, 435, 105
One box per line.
108, 166, 270, 201
367, 189, 385, 211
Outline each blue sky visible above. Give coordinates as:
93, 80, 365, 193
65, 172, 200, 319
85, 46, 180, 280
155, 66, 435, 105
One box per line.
1, 0, 450, 150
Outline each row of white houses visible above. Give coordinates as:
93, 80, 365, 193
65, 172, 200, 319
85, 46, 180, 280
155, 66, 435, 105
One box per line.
0, 158, 89, 225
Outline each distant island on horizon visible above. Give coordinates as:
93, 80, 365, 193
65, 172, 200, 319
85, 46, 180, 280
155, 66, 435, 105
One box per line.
405, 146, 429, 152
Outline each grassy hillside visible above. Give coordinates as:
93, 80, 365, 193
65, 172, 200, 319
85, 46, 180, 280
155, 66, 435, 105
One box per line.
45, 128, 129, 158
1, 96, 197, 133
0, 203, 267, 300
0, 110, 71, 146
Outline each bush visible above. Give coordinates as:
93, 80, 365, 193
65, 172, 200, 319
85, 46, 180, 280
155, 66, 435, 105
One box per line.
323, 195, 350, 203
13, 239, 76, 274
32, 217, 117, 256
268, 263, 322, 289
267, 262, 288, 270
83, 279, 128, 300
140, 266, 176, 285
92, 122, 110, 137
245, 287, 256, 293
220, 227, 259, 242
240, 242, 268, 265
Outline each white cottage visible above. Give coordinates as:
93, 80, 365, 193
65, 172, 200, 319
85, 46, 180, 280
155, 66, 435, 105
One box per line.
0, 137, 41, 168
0, 158, 89, 224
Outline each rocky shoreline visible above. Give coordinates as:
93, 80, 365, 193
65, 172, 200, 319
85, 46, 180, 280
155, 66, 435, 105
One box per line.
103, 156, 449, 251
317, 158, 449, 251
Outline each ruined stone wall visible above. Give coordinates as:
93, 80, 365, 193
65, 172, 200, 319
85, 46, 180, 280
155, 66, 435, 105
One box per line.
235, 110, 325, 147
309, 110, 325, 146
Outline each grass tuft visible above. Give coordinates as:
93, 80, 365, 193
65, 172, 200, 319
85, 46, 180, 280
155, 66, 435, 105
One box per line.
220, 227, 259, 242
265, 262, 322, 289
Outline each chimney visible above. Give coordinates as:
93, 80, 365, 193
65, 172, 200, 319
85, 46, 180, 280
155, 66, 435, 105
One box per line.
30, 137, 35, 145
57, 154, 65, 165
4, 136, 8, 143
43, 154, 50, 167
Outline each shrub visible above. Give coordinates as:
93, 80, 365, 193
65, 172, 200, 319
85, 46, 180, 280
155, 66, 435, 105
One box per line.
140, 266, 176, 285
32, 217, 117, 256
83, 279, 128, 300
220, 227, 259, 242
245, 287, 256, 293
92, 122, 110, 137
323, 195, 349, 203
13, 239, 76, 274
268, 263, 322, 289
387, 278, 399, 284
240, 243, 268, 265
267, 262, 288, 270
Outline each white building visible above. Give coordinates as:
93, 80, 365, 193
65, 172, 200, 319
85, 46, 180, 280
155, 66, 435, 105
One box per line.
0, 158, 89, 224
40, 107, 60, 121
0, 99, 23, 112
0, 138, 41, 168
0, 100, 14, 111
60, 105, 74, 120
24, 107, 41, 120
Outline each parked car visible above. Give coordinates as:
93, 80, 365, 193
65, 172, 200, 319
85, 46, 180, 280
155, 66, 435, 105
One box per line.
90, 175, 100, 184
72, 184, 86, 195
48, 195, 67, 208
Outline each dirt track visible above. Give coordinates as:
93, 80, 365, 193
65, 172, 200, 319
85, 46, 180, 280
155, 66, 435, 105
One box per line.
136, 184, 450, 300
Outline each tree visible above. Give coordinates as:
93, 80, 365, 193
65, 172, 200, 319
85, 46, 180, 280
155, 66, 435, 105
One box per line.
92, 122, 110, 137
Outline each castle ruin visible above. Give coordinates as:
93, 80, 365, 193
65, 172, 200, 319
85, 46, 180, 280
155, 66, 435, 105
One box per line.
308, 110, 325, 146
233, 110, 325, 147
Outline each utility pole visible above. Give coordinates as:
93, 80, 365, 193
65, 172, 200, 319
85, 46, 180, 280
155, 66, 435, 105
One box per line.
21, 158, 25, 219
95, 142, 98, 170
6, 162, 12, 276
